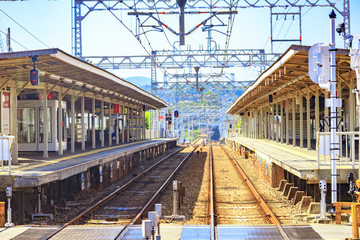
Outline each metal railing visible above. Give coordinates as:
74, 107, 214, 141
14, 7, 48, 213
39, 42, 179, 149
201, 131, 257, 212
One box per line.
317, 131, 360, 169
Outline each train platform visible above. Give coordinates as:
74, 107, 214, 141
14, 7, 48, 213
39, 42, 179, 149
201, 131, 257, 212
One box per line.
227, 136, 355, 184
0, 223, 352, 239
0, 138, 177, 189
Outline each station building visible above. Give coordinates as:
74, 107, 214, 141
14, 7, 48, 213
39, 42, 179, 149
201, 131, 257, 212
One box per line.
227, 45, 357, 202
0, 48, 177, 223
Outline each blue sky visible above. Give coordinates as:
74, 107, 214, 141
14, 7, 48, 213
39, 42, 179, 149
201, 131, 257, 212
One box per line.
0, 0, 359, 81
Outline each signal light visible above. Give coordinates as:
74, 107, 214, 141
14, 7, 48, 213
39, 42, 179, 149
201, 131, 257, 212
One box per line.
174, 110, 179, 118
30, 69, 39, 85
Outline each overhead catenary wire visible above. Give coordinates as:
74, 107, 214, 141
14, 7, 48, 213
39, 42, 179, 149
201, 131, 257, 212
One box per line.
0, 9, 49, 48
220, 0, 239, 75
0, 28, 28, 50
131, 0, 171, 79
99, 0, 151, 56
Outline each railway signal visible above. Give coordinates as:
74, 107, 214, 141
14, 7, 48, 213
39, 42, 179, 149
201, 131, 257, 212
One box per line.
30, 69, 39, 85
30, 56, 39, 85
174, 110, 179, 117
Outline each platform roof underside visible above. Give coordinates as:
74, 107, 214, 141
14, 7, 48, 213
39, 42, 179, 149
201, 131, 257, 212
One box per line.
227, 45, 353, 115
0, 48, 168, 109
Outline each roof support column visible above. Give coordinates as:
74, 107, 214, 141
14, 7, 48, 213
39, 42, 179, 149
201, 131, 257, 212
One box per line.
261, 107, 264, 138
142, 110, 145, 140
258, 109, 261, 139
136, 108, 138, 141
92, 97, 96, 149
350, 80, 355, 166
349, 80, 355, 132
292, 97, 296, 147
139, 109, 142, 140
135, 108, 138, 141
137, 109, 140, 140
43, 88, 49, 159
273, 104, 276, 141
116, 108, 119, 145
253, 110, 259, 139
315, 89, 320, 133
71, 92, 75, 153
300, 95, 304, 148
127, 106, 130, 142
256, 110, 259, 138
121, 104, 124, 143
101, 99, 104, 147
129, 108, 135, 141
286, 98, 289, 144
81, 95, 85, 151
58, 89, 63, 155
280, 101, 284, 143
10, 87, 18, 164
268, 105, 271, 140
156, 110, 158, 138
245, 115, 248, 138
307, 94, 311, 150
233, 115, 236, 137
108, 102, 112, 146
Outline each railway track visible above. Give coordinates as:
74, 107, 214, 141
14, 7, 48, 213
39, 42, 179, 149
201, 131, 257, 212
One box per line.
44, 145, 197, 240
209, 144, 290, 240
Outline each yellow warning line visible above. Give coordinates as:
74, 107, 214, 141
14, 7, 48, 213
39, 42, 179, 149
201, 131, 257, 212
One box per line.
11, 141, 143, 172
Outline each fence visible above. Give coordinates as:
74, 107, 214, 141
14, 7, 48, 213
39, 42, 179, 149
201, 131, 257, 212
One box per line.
317, 131, 360, 169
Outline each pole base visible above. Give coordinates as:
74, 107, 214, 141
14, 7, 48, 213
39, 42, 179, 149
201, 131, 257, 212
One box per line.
5, 222, 15, 227
315, 214, 331, 224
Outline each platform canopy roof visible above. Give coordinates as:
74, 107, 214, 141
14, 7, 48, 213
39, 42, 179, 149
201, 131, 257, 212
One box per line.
0, 48, 168, 109
227, 45, 352, 115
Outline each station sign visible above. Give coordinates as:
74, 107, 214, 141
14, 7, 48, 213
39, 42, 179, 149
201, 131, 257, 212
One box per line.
2, 92, 10, 133
113, 104, 120, 114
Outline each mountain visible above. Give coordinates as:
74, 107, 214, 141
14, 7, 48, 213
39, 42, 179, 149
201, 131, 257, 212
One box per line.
126, 76, 151, 88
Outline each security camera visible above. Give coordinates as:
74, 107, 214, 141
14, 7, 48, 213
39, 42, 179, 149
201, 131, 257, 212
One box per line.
336, 23, 345, 35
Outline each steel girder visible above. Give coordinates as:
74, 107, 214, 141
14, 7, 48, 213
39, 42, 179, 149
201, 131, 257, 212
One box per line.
72, 0, 350, 57
83, 49, 279, 69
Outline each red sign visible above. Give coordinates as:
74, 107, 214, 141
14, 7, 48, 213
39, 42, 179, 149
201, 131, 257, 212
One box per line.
113, 104, 119, 114
47, 91, 52, 100
2, 92, 10, 108
2, 92, 10, 133
158, 116, 164, 120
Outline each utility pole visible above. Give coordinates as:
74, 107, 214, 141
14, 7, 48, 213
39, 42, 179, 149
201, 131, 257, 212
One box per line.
7, 28, 11, 52
329, 10, 339, 204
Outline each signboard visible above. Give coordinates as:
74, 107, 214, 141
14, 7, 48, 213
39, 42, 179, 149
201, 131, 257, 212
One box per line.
308, 43, 330, 89
113, 104, 120, 114
2, 92, 10, 133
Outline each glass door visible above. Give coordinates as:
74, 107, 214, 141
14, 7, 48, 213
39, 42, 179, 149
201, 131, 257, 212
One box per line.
18, 107, 37, 151
18, 106, 51, 151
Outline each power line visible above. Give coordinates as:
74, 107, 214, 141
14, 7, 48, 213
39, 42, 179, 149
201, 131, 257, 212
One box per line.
99, 0, 150, 55
0, 9, 50, 48
0, 29, 28, 50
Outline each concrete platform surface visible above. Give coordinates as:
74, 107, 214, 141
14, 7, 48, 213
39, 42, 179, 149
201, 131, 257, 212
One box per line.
0, 223, 352, 240
0, 138, 177, 188
228, 137, 357, 181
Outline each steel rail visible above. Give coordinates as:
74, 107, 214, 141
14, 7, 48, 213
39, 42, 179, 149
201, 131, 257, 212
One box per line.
209, 144, 216, 240
220, 146, 291, 240
44, 147, 184, 240
116, 145, 198, 239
